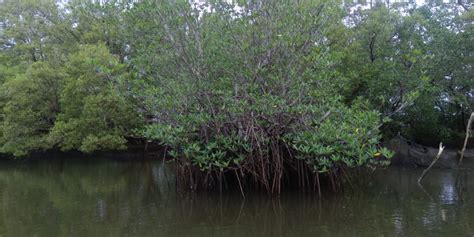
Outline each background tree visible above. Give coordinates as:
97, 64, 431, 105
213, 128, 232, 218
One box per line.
48, 44, 140, 153
336, 2, 473, 147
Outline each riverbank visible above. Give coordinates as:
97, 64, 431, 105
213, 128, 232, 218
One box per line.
0, 139, 166, 161
386, 137, 474, 169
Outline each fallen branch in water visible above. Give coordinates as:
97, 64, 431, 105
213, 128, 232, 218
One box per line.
418, 142, 445, 185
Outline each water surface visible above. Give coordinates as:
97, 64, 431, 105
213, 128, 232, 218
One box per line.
0, 158, 472, 236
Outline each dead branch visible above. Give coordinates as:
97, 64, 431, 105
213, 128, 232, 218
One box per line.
458, 112, 473, 167
418, 142, 445, 185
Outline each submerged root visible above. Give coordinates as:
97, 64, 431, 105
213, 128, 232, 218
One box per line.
174, 149, 348, 196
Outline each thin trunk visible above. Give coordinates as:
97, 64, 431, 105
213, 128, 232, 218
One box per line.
458, 112, 473, 167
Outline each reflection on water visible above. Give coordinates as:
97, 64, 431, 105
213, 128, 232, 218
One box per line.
0, 158, 473, 237
438, 173, 458, 204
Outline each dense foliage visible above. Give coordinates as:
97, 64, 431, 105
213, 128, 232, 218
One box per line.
0, 0, 471, 192
338, 2, 473, 146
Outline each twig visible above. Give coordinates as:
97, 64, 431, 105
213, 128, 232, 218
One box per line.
418, 142, 445, 185
319, 111, 331, 123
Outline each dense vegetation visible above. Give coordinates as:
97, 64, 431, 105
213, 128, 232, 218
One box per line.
0, 0, 472, 192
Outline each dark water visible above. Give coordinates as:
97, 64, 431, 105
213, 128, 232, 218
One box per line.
0, 158, 473, 237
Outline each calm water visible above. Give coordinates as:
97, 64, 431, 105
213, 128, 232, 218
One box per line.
0, 158, 473, 237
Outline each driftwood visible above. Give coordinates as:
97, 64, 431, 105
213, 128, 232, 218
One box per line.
418, 142, 445, 185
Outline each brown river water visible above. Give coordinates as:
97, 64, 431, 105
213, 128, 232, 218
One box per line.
0, 157, 472, 237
